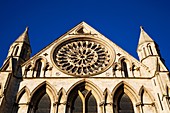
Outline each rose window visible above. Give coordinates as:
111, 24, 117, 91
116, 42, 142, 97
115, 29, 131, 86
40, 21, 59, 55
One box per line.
53, 38, 114, 76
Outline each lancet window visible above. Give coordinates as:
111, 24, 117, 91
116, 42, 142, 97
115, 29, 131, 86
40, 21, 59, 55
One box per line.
67, 87, 97, 113
34, 59, 43, 77
14, 46, 19, 56
27, 84, 51, 113
118, 93, 134, 113
35, 93, 51, 113
147, 44, 153, 55
113, 84, 134, 113
121, 59, 128, 77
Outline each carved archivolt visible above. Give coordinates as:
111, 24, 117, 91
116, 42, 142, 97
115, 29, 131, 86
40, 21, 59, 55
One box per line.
52, 37, 115, 76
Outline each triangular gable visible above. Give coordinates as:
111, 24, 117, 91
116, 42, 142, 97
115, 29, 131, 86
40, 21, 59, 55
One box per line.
22, 22, 150, 77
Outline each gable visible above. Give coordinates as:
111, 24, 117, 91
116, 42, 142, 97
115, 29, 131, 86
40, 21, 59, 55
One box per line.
21, 22, 150, 78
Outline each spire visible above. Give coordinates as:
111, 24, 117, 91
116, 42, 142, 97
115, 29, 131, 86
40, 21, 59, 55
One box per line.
138, 26, 154, 46
15, 27, 30, 45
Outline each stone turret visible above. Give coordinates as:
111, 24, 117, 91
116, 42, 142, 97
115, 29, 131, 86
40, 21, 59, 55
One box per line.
1, 27, 31, 73
137, 26, 167, 74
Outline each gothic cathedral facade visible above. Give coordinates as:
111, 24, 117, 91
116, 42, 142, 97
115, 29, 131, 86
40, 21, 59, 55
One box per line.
0, 22, 169, 113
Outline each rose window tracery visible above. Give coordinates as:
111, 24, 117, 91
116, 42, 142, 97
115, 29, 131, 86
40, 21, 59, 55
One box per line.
53, 38, 114, 76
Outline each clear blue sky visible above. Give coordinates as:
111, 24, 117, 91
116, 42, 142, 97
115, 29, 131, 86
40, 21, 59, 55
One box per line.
0, 0, 170, 69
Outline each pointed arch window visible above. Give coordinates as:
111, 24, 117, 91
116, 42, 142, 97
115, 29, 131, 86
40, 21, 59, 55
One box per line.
35, 59, 42, 77
72, 91, 83, 113
35, 93, 51, 113
27, 84, 51, 113
68, 89, 97, 113
113, 85, 134, 113
121, 59, 128, 77
87, 93, 97, 113
118, 93, 134, 113
147, 44, 153, 55
28, 93, 51, 113
14, 46, 19, 56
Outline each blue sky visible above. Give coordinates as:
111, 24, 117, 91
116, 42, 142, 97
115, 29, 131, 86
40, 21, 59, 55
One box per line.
0, 0, 170, 69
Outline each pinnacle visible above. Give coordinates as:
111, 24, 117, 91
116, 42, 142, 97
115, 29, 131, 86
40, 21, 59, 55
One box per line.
138, 26, 154, 46
15, 27, 30, 45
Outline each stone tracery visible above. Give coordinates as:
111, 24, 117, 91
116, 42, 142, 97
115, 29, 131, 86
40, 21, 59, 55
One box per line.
53, 39, 113, 76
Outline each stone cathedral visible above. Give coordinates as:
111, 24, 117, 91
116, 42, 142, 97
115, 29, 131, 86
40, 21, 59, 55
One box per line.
0, 22, 170, 113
